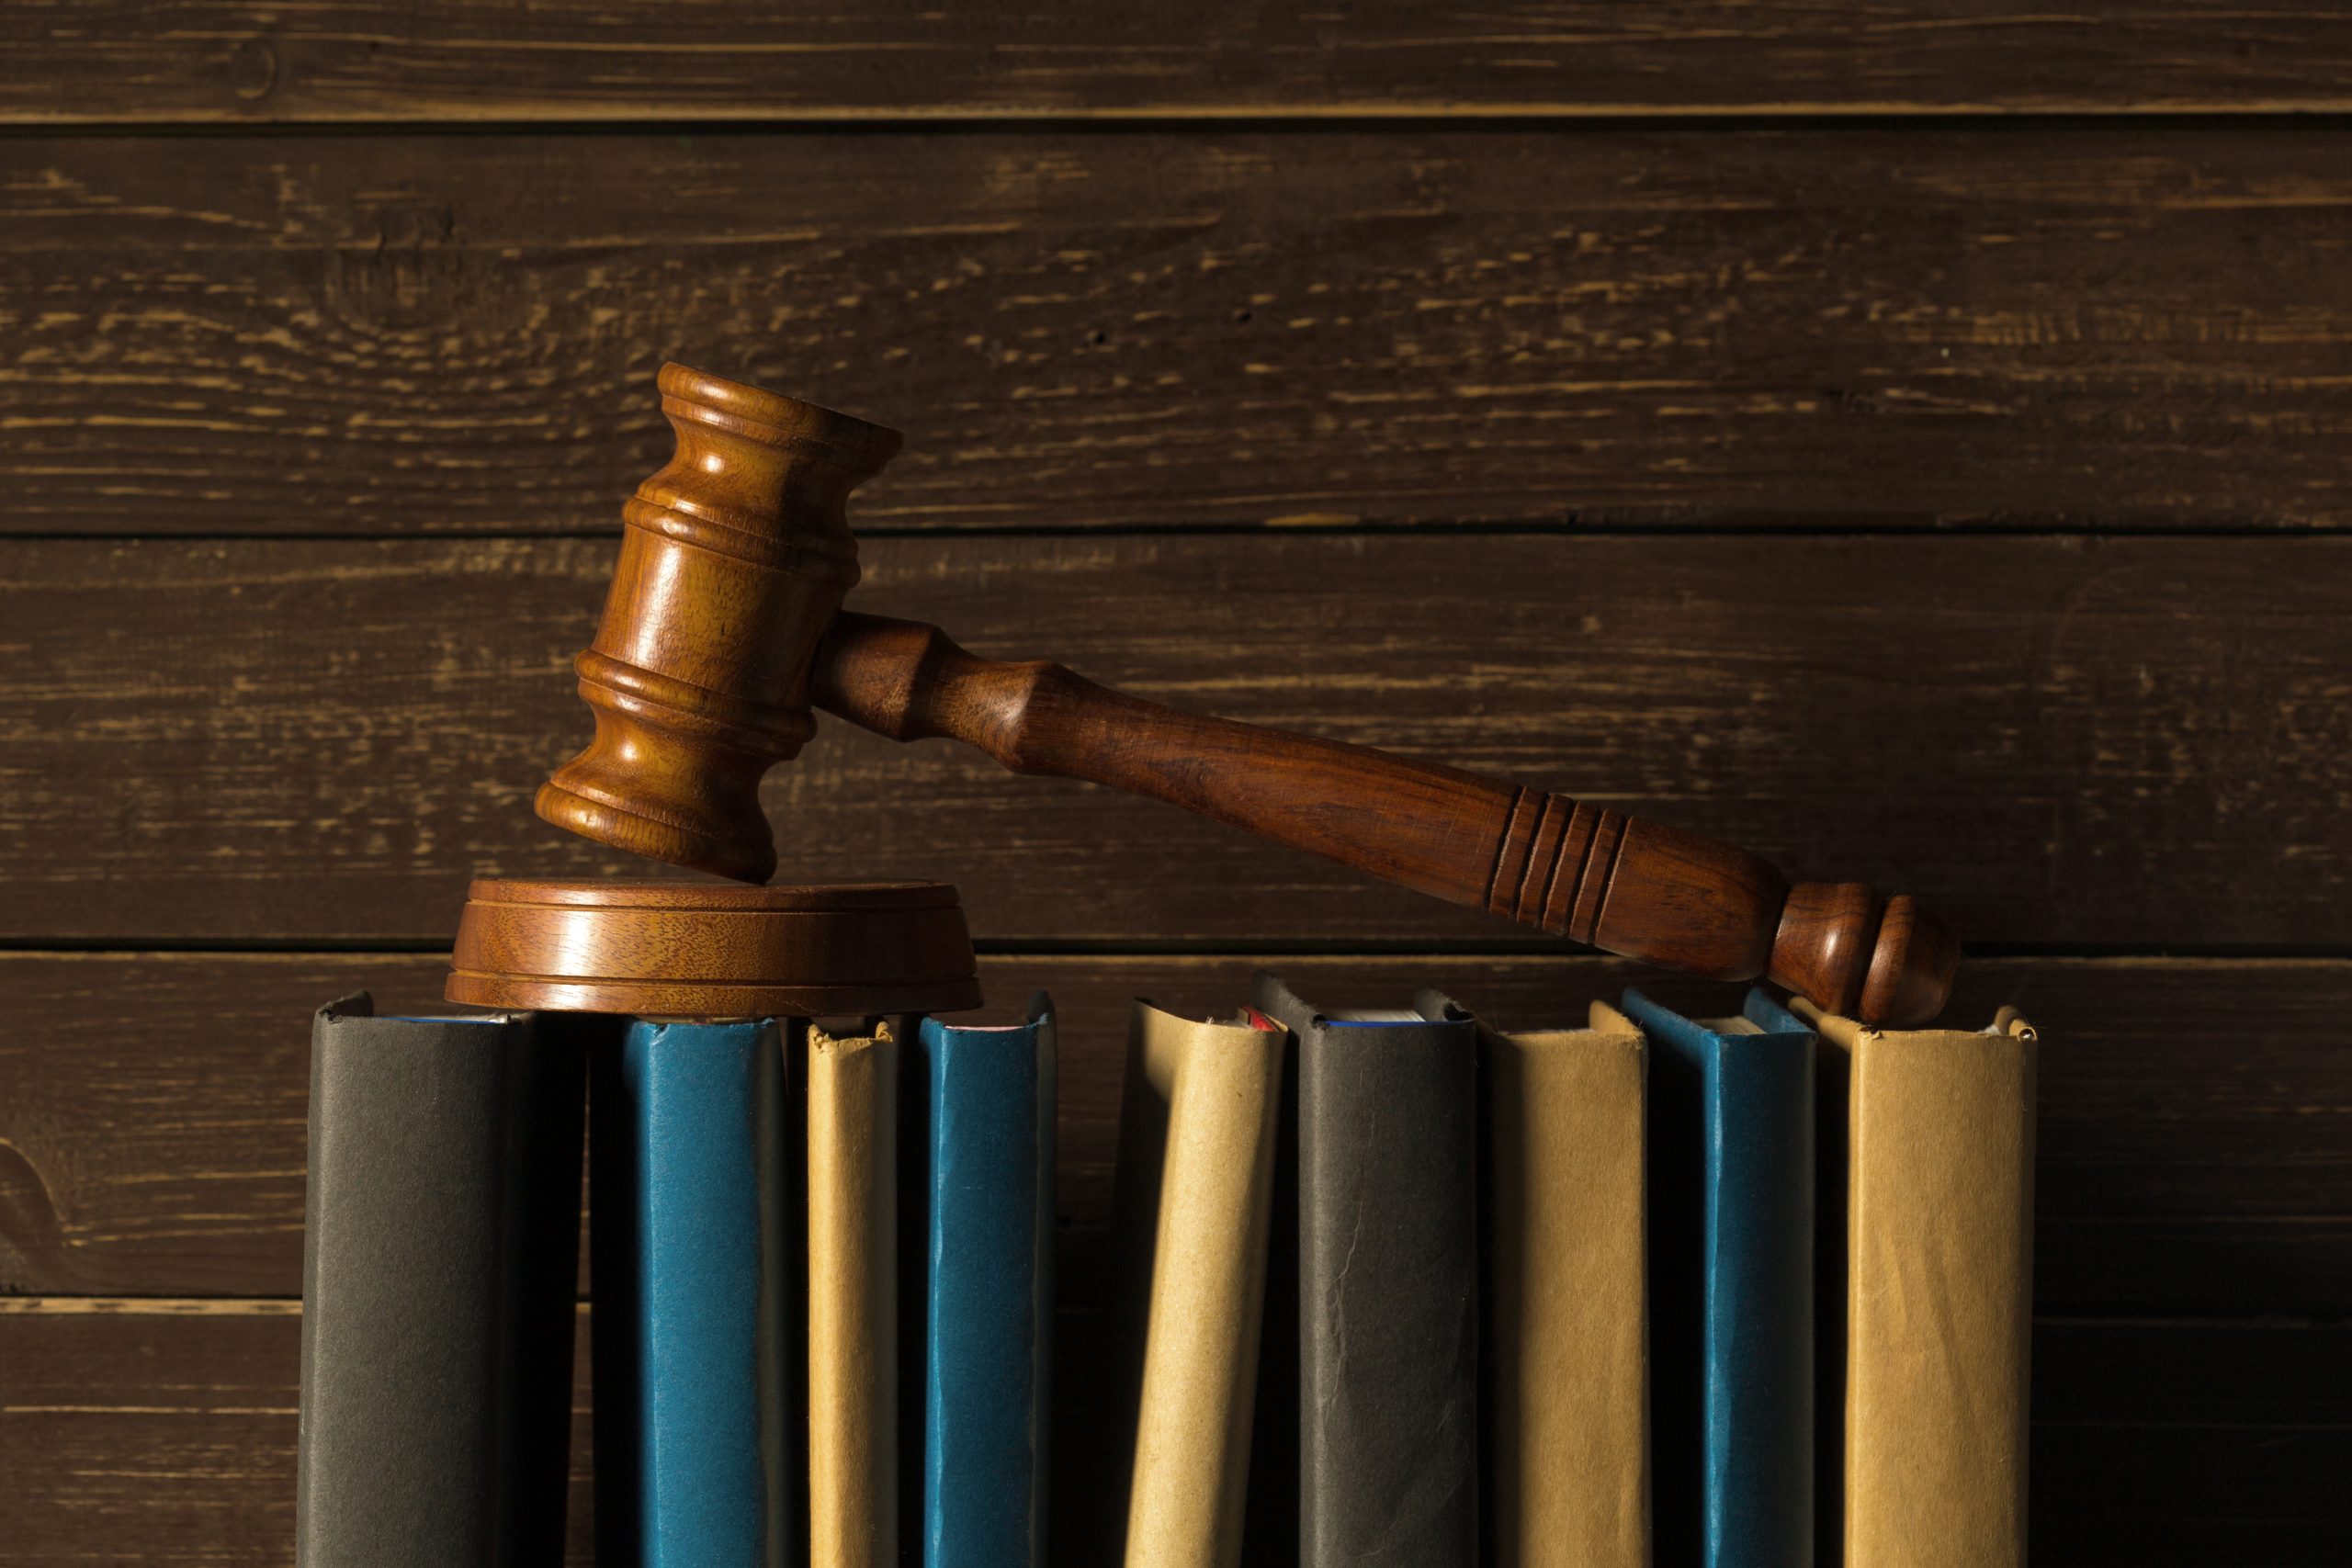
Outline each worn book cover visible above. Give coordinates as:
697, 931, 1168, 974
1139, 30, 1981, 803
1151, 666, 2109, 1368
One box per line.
807, 1021, 899, 1568
1623, 987, 1815, 1568
1253, 973, 1478, 1568
1471, 997, 1651, 1568
1795, 1000, 2037, 1568
298, 996, 585, 1568
1100, 998, 1287, 1568
908, 998, 1057, 1568
590, 1017, 793, 1568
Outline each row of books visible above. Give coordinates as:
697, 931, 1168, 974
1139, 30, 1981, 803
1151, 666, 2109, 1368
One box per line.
299, 994, 1055, 1568
296, 976, 2034, 1568
1097, 976, 2036, 1568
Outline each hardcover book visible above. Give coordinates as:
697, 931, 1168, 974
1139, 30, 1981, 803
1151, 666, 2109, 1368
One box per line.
589, 1017, 794, 1568
1794, 999, 2038, 1568
1621, 987, 1815, 1568
298, 996, 585, 1568
1470, 998, 1651, 1568
1251, 973, 1478, 1568
908, 998, 1058, 1568
807, 1021, 900, 1568
1103, 998, 1288, 1568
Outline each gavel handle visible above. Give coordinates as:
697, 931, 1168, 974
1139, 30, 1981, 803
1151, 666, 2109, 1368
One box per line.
812, 611, 1956, 1023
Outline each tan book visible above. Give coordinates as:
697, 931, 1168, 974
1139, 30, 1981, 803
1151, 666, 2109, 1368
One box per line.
1106, 1000, 1288, 1568
1478, 1000, 1651, 1568
806, 1021, 899, 1568
1794, 1000, 2037, 1568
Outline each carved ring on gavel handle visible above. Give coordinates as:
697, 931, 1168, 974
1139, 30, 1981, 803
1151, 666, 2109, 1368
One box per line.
535, 364, 1959, 1026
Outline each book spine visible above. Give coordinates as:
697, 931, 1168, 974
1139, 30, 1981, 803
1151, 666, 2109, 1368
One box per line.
1812, 1021, 1853, 1568
1705, 1015, 1815, 1568
1295, 1020, 1479, 1567
1628, 988, 1814, 1568
807, 1024, 899, 1568
1479, 1014, 1651, 1568
1844, 1022, 2035, 1568
297, 997, 583, 1568
1114, 1002, 1287, 1568
589, 1017, 792, 1568
915, 1003, 1057, 1568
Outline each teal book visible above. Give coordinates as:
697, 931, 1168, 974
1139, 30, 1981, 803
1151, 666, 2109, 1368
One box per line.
590, 1018, 794, 1568
907, 998, 1057, 1568
1621, 987, 1815, 1568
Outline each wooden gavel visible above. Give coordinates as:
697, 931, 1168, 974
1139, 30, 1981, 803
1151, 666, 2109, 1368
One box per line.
537, 365, 1958, 1024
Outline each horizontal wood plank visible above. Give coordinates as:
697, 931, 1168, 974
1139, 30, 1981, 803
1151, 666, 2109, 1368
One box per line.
0, 1303, 2341, 1566
3, 953, 2345, 1317
2, 534, 2346, 948
6, 4, 2352, 122
7, 130, 2352, 534
0, 1300, 594, 1565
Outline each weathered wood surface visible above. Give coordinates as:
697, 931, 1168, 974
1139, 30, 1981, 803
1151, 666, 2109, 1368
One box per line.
1, 1302, 2341, 1567
3, 534, 2346, 947
0, 1300, 594, 1566
3, 953, 2345, 1317
8, 130, 2352, 536
6, 3, 2352, 123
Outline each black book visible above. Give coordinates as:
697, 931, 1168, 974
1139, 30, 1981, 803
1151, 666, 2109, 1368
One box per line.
296, 996, 589, 1568
1250, 974, 1478, 1568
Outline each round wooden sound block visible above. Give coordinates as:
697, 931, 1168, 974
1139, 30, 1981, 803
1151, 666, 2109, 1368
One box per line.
445, 877, 981, 1019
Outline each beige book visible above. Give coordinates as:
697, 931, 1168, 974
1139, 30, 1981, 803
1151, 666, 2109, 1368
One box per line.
806, 1021, 899, 1568
1794, 1000, 2037, 1568
1480, 1000, 1651, 1568
1108, 1000, 1288, 1568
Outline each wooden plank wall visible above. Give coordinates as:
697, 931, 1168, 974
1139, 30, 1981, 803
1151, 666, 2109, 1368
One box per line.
3, 7, 2348, 1562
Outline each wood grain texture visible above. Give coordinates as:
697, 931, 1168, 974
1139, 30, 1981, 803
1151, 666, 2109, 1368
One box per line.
2, 534, 2346, 947
535, 365, 897, 884
5, 3, 2352, 122
7, 130, 2352, 535
819, 614, 1957, 1019
0, 1300, 595, 1567
446, 877, 982, 1017
0, 1303, 2342, 1567
2, 953, 2345, 1317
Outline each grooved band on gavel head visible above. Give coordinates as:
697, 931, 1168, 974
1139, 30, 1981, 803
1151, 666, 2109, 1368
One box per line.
537, 365, 903, 884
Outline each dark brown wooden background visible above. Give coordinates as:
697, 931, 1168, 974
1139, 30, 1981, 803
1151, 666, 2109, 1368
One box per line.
3, 7, 2348, 1563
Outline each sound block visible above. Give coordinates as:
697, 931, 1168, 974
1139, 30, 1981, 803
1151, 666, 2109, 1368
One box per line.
446, 877, 981, 1019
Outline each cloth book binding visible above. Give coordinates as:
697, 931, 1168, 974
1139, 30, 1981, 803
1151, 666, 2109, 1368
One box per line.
909, 998, 1058, 1568
298, 996, 585, 1568
1621, 986, 1815, 1568
590, 1017, 795, 1568
1796, 998, 2038, 1568
1251, 972, 1480, 1568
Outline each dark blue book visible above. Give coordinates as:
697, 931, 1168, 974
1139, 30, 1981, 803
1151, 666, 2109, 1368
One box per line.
907, 998, 1057, 1568
1621, 987, 1815, 1568
590, 1018, 793, 1568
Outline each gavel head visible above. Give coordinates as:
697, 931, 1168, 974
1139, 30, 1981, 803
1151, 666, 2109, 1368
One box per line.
536, 364, 900, 884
